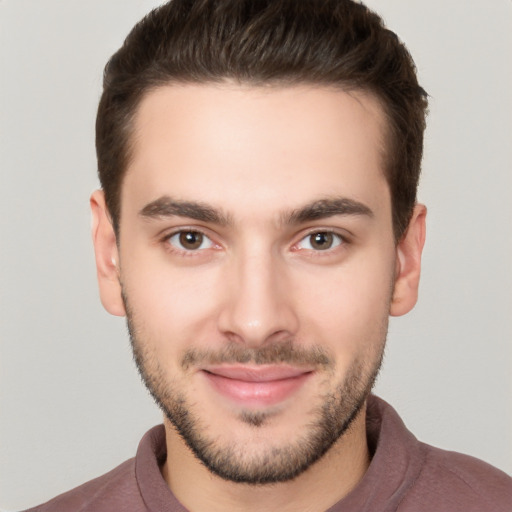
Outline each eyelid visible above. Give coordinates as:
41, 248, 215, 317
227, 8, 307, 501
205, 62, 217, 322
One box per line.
292, 228, 350, 251
160, 226, 221, 253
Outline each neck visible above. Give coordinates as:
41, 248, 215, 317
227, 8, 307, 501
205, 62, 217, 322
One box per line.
161, 404, 370, 512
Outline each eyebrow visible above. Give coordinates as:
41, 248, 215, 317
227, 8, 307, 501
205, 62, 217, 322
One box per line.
139, 195, 373, 226
139, 196, 231, 225
284, 197, 374, 224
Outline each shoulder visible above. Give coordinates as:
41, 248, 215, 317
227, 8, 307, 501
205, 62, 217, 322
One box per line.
364, 396, 512, 512
22, 425, 171, 512
400, 443, 512, 512
22, 458, 145, 512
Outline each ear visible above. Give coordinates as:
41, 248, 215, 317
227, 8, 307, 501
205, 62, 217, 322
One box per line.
90, 190, 126, 317
390, 204, 427, 317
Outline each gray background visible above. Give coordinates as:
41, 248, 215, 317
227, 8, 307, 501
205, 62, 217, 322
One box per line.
1, 1, 511, 510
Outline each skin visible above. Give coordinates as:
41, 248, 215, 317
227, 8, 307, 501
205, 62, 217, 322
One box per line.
91, 83, 426, 512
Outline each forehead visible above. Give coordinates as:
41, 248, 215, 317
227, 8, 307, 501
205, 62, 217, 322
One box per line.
122, 83, 390, 220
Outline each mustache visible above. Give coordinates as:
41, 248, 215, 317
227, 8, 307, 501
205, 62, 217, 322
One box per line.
181, 340, 333, 370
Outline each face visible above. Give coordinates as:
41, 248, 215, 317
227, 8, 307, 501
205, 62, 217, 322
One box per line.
92, 83, 424, 484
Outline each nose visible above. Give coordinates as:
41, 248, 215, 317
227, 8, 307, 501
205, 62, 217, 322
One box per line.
217, 247, 299, 348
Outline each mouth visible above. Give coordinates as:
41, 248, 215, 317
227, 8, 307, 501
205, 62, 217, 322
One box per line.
201, 365, 314, 408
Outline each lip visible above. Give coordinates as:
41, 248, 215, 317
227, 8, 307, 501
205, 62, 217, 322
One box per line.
201, 365, 313, 407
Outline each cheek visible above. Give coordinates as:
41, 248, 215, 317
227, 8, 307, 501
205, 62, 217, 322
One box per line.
121, 253, 223, 355
295, 253, 394, 354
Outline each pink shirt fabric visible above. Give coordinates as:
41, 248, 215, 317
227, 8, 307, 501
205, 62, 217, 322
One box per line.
24, 396, 512, 511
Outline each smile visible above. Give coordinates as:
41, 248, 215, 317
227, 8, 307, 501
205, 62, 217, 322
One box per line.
201, 365, 314, 408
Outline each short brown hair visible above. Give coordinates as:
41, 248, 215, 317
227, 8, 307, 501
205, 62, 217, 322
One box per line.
96, 0, 428, 239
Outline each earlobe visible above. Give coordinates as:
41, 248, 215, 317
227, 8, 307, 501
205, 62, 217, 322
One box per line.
390, 204, 427, 317
90, 190, 126, 317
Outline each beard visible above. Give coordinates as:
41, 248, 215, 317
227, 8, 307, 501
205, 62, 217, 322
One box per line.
124, 296, 386, 485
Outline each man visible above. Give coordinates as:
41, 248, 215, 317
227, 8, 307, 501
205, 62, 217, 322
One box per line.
24, 0, 511, 511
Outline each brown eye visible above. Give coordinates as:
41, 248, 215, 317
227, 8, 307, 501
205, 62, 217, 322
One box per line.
309, 232, 334, 250
179, 231, 203, 249
168, 231, 213, 251
296, 231, 343, 251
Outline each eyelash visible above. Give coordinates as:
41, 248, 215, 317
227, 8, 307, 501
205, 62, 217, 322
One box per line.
161, 229, 217, 256
292, 230, 348, 254
160, 228, 349, 257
